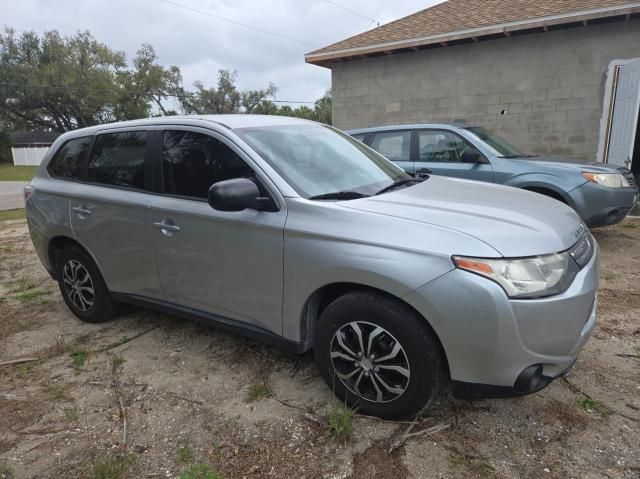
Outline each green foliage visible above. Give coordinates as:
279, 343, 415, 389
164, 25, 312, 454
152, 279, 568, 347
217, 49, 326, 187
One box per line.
0, 28, 182, 131
254, 89, 332, 125
575, 397, 613, 416
327, 400, 356, 444
111, 354, 126, 368
0, 130, 11, 164
91, 454, 133, 479
70, 350, 87, 369
245, 383, 270, 402
14, 289, 51, 303
176, 442, 195, 464
62, 403, 80, 421
180, 464, 223, 479
10, 274, 36, 292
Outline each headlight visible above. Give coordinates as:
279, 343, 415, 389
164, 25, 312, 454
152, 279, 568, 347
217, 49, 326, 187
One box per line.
453, 252, 577, 299
582, 172, 629, 188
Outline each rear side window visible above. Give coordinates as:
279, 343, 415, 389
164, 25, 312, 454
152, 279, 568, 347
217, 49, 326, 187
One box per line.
370, 131, 411, 162
162, 130, 254, 199
47, 137, 92, 180
88, 131, 147, 189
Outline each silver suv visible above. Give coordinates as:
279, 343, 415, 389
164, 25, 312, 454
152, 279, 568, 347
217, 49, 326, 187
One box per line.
25, 115, 598, 419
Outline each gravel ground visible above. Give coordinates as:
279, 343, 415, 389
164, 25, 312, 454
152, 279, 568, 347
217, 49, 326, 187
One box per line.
0, 218, 638, 479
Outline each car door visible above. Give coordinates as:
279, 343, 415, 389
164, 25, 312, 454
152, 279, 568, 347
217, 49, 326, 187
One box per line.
69, 129, 163, 299
414, 129, 494, 182
149, 127, 286, 336
368, 130, 414, 175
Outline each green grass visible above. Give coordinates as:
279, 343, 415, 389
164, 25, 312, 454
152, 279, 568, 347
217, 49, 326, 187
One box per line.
91, 454, 133, 479
621, 222, 639, 229
576, 397, 613, 416
47, 384, 71, 401
14, 289, 51, 303
327, 401, 356, 444
0, 164, 37, 181
245, 383, 270, 402
70, 350, 87, 369
111, 354, 126, 369
176, 442, 195, 464
62, 403, 80, 421
180, 464, 223, 479
10, 274, 36, 293
0, 208, 25, 222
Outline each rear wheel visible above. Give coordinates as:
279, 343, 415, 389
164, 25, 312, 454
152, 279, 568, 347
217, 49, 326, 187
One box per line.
55, 245, 115, 323
314, 291, 444, 419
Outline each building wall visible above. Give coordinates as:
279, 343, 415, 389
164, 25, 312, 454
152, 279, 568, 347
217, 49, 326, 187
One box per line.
331, 19, 640, 160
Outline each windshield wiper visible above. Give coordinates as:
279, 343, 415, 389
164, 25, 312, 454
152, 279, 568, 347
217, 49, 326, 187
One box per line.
501, 154, 536, 159
308, 191, 369, 201
375, 178, 422, 196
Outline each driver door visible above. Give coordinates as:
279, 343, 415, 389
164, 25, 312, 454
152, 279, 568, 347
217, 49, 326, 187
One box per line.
149, 127, 286, 335
414, 129, 494, 182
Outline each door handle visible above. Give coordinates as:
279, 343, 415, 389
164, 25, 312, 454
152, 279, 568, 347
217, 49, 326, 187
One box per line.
71, 205, 92, 216
153, 220, 181, 236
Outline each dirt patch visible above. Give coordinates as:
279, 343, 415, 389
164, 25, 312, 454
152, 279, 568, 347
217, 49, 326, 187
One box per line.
0, 219, 639, 478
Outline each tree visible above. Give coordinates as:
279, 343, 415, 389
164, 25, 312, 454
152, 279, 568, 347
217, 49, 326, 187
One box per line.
180, 69, 277, 114
252, 90, 332, 125
0, 28, 182, 131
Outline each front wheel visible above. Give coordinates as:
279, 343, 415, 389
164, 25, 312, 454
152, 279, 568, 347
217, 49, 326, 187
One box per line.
313, 291, 445, 419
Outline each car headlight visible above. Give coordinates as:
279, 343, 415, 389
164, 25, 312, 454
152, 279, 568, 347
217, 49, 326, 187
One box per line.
582, 172, 629, 188
452, 252, 577, 299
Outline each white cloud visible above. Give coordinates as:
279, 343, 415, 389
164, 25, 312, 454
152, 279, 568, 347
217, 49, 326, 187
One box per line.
2, 0, 443, 105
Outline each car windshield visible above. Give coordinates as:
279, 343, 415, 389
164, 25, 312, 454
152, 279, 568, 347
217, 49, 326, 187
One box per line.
236, 124, 411, 199
465, 127, 532, 158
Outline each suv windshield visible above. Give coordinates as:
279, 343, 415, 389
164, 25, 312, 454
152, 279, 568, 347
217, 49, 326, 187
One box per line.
465, 127, 532, 158
236, 124, 411, 199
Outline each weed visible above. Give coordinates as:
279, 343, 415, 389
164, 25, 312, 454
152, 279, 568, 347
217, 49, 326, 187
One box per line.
111, 354, 126, 369
621, 222, 638, 229
245, 383, 270, 402
14, 289, 51, 303
327, 400, 356, 444
603, 272, 616, 281
46, 384, 71, 401
575, 397, 613, 416
70, 350, 87, 369
180, 463, 223, 479
11, 274, 36, 293
545, 398, 588, 428
16, 359, 45, 378
450, 454, 465, 465
474, 461, 495, 478
176, 442, 195, 464
62, 403, 80, 421
91, 453, 132, 479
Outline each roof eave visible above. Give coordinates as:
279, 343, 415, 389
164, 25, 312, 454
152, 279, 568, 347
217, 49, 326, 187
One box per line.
305, 2, 640, 67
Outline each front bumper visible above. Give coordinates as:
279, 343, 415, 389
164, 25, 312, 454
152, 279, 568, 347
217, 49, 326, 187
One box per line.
403, 242, 599, 399
569, 182, 638, 228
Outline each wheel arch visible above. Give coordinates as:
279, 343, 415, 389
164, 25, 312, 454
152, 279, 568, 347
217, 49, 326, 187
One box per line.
47, 235, 107, 286
298, 282, 450, 377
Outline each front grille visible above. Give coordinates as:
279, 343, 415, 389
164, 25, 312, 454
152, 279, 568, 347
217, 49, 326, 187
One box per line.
623, 171, 636, 187
569, 232, 594, 269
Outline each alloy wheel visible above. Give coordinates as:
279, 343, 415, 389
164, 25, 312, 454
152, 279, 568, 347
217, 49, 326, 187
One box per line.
330, 321, 410, 403
62, 259, 95, 312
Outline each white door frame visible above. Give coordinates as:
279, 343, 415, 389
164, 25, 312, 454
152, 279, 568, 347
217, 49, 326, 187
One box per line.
597, 58, 640, 163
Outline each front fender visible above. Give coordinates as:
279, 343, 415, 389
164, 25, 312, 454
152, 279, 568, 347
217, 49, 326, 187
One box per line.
503, 173, 579, 207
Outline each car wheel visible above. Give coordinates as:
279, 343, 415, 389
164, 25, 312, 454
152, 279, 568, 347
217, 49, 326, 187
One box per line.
314, 291, 445, 419
56, 244, 115, 323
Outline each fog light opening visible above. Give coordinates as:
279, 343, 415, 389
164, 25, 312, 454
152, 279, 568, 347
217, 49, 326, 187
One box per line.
514, 365, 544, 393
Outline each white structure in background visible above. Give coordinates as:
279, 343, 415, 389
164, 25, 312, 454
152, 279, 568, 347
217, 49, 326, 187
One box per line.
9, 131, 61, 166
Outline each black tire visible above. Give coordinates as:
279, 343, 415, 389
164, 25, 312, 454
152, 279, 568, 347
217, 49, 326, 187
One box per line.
313, 291, 444, 419
55, 244, 115, 323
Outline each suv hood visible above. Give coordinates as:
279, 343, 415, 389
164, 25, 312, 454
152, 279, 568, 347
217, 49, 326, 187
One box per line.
341, 176, 584, 257
514, 156, 629, 174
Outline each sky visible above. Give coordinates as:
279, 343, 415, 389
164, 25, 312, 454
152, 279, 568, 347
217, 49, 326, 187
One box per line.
2, 0, 443, 107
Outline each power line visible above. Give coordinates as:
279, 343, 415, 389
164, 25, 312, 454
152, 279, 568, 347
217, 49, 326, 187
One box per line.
0, 82, 316, 104
324, 0, 379, 26
158, 0, 318, 48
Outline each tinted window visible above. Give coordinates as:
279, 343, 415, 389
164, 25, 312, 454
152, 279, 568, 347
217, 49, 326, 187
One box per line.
162, 130, 254, 199
48, 137, 92, 180
370, 131, 411, 163
351, 133, 366, 143
417, 130, 473, 163
88, 131, 146, 189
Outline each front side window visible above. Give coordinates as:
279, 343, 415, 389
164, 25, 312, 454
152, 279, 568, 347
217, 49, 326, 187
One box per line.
236, 124, 409, 199
48, 137, 92, 180
370, 131, 411, 163
162, 130, 254, 199
465, 127, 528, 158
417, 130, 474, 163
88, 131, 146, 189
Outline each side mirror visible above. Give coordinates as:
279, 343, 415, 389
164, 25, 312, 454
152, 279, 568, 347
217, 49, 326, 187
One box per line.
461, 149, 487, 164
208, 178, 260, 212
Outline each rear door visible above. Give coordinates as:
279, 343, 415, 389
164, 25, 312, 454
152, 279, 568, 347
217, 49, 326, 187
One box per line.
69, 129, 163, 299
607, 60, 640, 168
368, 130, 414, 175
414, 129, 494, 182
149, 127, 286, 335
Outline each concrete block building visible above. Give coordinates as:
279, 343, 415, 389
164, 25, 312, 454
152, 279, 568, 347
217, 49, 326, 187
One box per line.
305, 0, 640, 176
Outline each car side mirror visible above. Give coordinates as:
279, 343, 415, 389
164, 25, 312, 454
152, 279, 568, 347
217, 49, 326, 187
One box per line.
208, 178, 260, 212
461, 149, 487, 164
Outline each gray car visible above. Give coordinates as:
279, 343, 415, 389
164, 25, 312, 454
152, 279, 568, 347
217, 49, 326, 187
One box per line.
348, 124, 638, 228
25, 115, 598, 419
